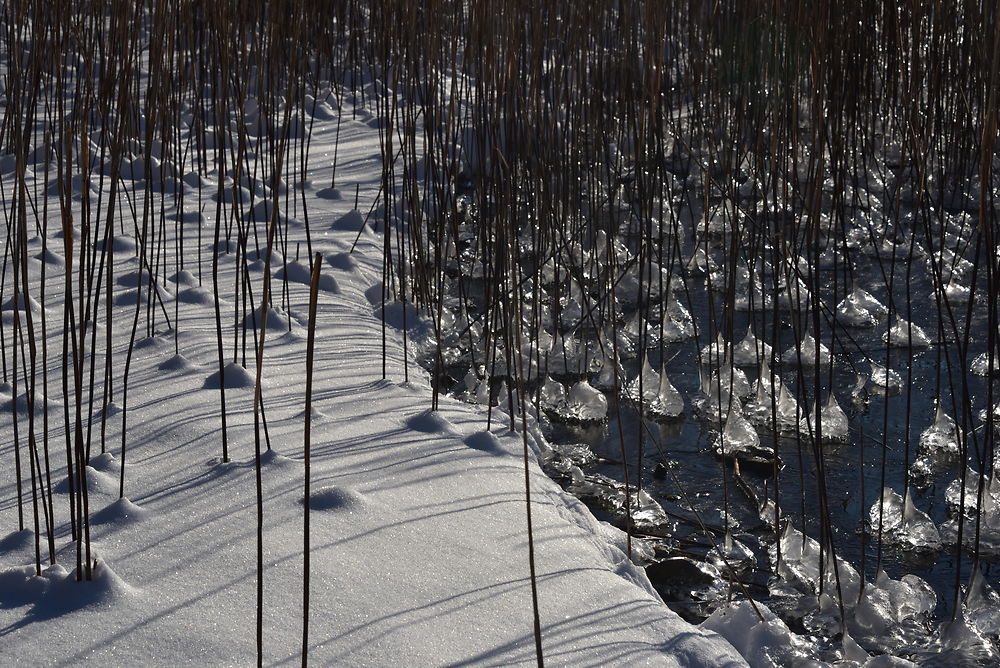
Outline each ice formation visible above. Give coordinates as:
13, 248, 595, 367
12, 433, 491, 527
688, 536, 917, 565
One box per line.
800, 394, 849, 443
918, 402, 960, 456
883, 316, 931, 348
717, 409, 761, 457
866, 488, 941, 553
561, 380, 608, 422
836, 287, 884, 328
970, 351, 996, 377
626, 357, 683, 419
732, 329, 772, 367
868, 362, 902, 393
780, 332, 831, 367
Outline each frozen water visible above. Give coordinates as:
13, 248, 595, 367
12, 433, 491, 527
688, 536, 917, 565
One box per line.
800, 394, 849, 443
717, 362, 752, 401
837, 292, 880, 328
626, 357, 683, 419
700, 332, 728, 366
781, 332, 831, 367
732, 329, 772, 367
702, 599, 819, 667
769, 520, 862, 604
868, 362, 902, 393
717, 409, 761, 457
707, 531, 757, 573
940, 469, 1000, 555
970, 351, 996, 377
918, 402, 960, 457
562, 380, 608, 423
694, 368, 736, 423
539, 375, 567, 411
883, 316, 931, 348
866, 488, 941, 553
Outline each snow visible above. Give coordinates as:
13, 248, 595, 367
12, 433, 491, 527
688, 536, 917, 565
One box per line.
0, 81, 745, 668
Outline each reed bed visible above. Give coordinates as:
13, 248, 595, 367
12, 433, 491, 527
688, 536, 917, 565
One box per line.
0, 0, 998, 664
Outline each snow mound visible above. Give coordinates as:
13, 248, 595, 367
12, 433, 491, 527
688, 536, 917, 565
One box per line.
89, 452, 120, 472
0, 528, 34, 555
1, 293, 44, 313
331, 209, 367, 234
261, 450, 299, 468
91, 497, 149, 525
242, 304, 302, 332
114, 284, 172, 306
38, 558, 138, 614
35, 247, 65, 265
159, 354, 201, 372
3, 390, 62, 413
169, 209, 206, 226
315, 186, 342, 200
464, 431, 505, 455
169, 269, 199, 286
275, 261, 341, 293
306, 485, 365, 511
405, 409, 458, 435
94, 235, 137, 253
327, 252, 360, 273
176, 285, 218, 305
54, 466, 119, 496
203, 362, 257, 389
0, 564, 51, 607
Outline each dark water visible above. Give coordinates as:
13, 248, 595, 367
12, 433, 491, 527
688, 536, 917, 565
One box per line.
540, 201, 998, 629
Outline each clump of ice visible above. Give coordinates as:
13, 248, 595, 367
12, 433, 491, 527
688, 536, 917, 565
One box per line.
866, 488, 941, 553
918, 402, 960, 457
590, 350, 623, 391
836, 288, 883, 328
563, 380, 608, 422
732, 329, 772, 367
769, 520, 862, 605
774, 383, 800, 432
868, 362, 902, 393
909, 613, 998, 666
744, 367, 799, 434
716, 409, 761, 457
626, 357, 683, 419
963, 568, 1000, 641
707, 531, 757, 574
853, 569, 936, 643
883, 316, 931, 348
970, 350, 997, 377
799, 394, 849, 443
716, 362, 752, 401
539, 375, 566, 410
937, 280, 970, 305
940, 469, 1000, 556
649, 290, 695, 343
566, 468, 673, 535
700, 332, 728, 366
781, 332, 831, 367
694, 368, 736, 423
701, 599, 818, 666
547, 329, 588, 377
